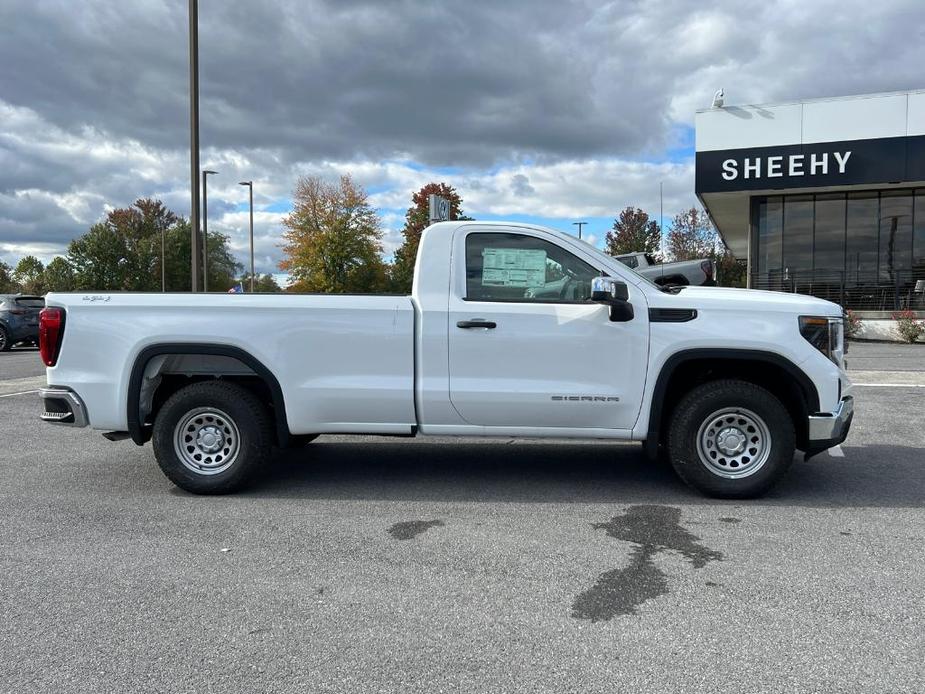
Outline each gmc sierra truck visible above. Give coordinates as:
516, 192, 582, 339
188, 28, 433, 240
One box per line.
38, 221, 853, 498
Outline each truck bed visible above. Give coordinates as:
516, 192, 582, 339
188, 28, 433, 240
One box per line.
45, 293, 417, 435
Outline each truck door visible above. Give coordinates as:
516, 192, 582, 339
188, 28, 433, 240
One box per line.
447, 229, 649, 431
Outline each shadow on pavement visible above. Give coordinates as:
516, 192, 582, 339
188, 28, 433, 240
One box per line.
242, 440, 925, 508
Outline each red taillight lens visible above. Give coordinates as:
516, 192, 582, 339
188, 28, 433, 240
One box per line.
39, 307, 65, 367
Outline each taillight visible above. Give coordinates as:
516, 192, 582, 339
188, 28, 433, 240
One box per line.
39, 307, 65, 367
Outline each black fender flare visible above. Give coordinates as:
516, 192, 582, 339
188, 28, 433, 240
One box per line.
126, 343, 290, 446
643, 348, 820, 459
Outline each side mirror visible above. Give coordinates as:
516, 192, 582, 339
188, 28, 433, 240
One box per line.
591, 277, 634, 322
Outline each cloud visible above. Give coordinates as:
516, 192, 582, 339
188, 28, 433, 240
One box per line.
510, 174, 535, 197
2, 0, 924, 270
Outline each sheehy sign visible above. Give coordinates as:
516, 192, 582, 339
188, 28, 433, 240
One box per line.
695, 135, 925, 194
720, 151, 851, 181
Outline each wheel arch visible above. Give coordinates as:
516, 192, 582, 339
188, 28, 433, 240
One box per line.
644, 348, 820, 459
127, 343, 290, 447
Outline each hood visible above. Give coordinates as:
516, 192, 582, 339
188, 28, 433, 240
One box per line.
655, 285, 843, 316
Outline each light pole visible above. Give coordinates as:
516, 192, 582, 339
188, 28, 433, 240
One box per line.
572, 221, 587, 240
239, 181, 255, 292
161, 227, 166, 292
188, 0, 200, 292
202, 169, 218, 291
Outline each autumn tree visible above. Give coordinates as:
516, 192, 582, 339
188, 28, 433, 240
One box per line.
13, 256, 45, 294
43, 257, 76, 292
279, 175, 388, 293
0, 261, 16, 292
605, 207, 662, 258
666, 207, 717, 261
391, 182, 470, 293
665, 207, 746, 287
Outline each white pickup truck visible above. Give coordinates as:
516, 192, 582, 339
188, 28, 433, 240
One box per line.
38, 221, 853, 498
614, 252, 715, 287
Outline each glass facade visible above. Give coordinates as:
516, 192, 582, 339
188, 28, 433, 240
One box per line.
751, 189, 925, 310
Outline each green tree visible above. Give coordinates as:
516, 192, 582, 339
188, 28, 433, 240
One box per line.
43, 257, 76, 292
13, 256, 45, 294
715, 250, 747, 288
158, 219, 239, 292
201, 229, 241, 292
666, 207, 716, 261
0, 260, 16, 292
604, 207, 662, 258
67, 199, 240, 292
239, 272, 282, 292
68, 222, 129, 290
391, 182, 471, 293
279, 175, 389, 293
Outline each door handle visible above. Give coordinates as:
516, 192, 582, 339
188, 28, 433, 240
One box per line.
456, 320, 497, 329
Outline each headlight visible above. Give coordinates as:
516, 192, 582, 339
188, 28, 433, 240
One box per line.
799, 316, 844, 365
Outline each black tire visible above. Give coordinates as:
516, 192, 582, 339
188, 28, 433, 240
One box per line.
0, 325, 11, 352
667, 379, 796, 499
152, 380, 273, 494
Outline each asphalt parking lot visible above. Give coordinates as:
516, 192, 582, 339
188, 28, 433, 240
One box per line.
1, 343, 923, 693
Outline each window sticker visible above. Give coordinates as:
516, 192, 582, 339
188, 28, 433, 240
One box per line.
481, 248, 547, 288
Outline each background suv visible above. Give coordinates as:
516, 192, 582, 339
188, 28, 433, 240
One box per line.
0, 295, 45, 351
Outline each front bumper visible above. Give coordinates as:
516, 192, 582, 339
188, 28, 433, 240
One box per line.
39, 387, 89, 427
804, 395, 853, 459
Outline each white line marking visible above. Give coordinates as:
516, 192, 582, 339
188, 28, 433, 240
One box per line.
0, 390, 39, 398
853, 383, 925, 388
828, 445, 845, 458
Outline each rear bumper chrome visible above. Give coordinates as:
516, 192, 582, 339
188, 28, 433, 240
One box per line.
39, 387, 88, 427
804, 395, 853, 459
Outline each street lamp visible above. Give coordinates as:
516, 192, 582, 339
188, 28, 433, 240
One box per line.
239, 181, 255, 292
202, 169, 218, 291
572, 221, 587, 240
188, 0, 200, 292
161, 226, 166, 292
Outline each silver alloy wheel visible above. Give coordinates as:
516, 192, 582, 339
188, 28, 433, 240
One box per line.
695, 406, 772, 479
173, 407, 241, 475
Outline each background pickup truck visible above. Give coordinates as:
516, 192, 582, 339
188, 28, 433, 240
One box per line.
614, 252, 715, 287
38, 221, 853, 498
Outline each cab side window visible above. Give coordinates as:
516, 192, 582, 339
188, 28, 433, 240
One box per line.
465, 233, 600, 303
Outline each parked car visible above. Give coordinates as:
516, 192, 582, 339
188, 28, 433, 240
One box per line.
0, 294, 44, 351
38, 221, 852, 498
615, 252, 715, 286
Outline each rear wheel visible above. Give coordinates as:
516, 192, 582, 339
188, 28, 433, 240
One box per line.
152, 381, 273, 494
0, 325, 11, 352
667, 379, 795, 498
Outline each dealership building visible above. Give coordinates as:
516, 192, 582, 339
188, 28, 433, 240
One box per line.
695, 89, 925, 311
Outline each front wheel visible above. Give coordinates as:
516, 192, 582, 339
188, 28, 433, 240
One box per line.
152, 381, 273, 494
667, 380, 796, 498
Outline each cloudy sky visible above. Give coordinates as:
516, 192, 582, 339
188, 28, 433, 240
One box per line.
2, 0, 924, 275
